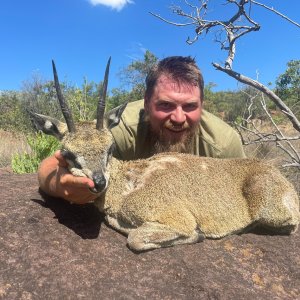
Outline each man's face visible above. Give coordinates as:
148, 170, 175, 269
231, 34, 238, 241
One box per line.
144, 74, 202, 150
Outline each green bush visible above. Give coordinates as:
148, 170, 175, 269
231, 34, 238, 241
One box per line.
12, 132, 60, 174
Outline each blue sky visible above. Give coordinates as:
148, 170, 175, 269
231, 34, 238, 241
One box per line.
1, 0, 299, 93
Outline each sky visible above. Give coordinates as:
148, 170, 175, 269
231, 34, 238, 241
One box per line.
1, 0, 300, 93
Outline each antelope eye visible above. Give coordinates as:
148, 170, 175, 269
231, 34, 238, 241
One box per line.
61, 149, 74, 160
61, 149, 82, 169
61, 149, 68, 156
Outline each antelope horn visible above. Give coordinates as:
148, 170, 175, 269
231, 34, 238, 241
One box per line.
96, 57, 111, 130
52, 60, 76, 133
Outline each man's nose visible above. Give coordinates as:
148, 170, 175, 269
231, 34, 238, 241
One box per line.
170, 107, 186, 124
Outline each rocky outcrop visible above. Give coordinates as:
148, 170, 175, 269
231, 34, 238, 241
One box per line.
0, 169, 299, 299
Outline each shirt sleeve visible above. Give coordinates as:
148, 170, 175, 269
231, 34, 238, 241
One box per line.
110, 117, 136, 160
220, 130, 246, 158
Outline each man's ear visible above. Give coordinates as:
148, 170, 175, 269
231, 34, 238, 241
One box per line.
28, 111, 68, 140
144, 97, 149, 113
106, 102, 128, 129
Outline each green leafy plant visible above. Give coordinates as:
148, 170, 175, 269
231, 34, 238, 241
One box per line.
12, 132, 60, 174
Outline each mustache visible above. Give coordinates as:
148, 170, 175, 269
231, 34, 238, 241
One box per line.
164, 120, 190, 131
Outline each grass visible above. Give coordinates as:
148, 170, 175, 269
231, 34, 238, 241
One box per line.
0, 130, 60, 173
0, 130, 31, 169
242, 121, 300, 194
12, 132, 60, 174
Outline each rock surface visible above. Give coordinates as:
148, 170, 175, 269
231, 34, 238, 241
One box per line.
0, 169, 299, 299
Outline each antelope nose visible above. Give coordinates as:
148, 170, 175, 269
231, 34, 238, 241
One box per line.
92, 173, 107, 192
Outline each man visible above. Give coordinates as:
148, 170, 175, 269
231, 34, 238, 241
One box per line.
38, 56, 245, 204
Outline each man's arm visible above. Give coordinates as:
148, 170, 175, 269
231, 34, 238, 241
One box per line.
38, 151, 98, 204
219, 130, 246, 158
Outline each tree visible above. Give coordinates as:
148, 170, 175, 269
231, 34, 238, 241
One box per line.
275, 60, 300, 116
0, 91, 28, 131
20, 73, 104, 123
118, 50, 158, 91
108, 50, 159, 109
21, 74, 61, 121
65, 78, 100, 121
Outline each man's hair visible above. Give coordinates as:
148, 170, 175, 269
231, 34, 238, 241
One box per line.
144, 56, 204, 102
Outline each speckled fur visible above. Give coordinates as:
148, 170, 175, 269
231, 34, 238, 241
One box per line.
95, 153, 299, 251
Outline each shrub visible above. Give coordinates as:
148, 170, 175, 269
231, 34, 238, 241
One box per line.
12, 132, 60, 174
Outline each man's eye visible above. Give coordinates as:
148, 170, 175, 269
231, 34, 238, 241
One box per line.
183, 103, 199, 111
157, 102, 173, 110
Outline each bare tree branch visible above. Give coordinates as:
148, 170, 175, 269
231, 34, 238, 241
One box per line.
236, 125, 300, 143
149, 12, 196, 27
234, 90, 300, 168
212, 62, 300, 132
251, 0, 300, 28
259, 93, 300, 163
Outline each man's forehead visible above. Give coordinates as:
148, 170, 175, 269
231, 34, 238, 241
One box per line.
156, 74, 198, 93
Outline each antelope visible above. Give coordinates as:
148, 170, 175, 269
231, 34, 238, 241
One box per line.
29, 58, 300, 251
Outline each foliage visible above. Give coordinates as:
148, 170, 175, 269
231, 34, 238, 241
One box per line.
204, 86, 259, 123
275, 60, 300, 117
21, 74, 102, 122
118, 50, 158, 91
65, 78, 100, 121
107, 87, 144, 111
11, 132, 60, 174
0, 91, 30, 132
276, 60, 300, 99
21, 75, 61, 121
107, 51, 158, 110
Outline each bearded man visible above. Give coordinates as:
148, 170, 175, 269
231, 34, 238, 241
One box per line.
38, 56, 245, 204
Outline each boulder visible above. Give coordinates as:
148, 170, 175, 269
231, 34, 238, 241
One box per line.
0, 169, 299, 299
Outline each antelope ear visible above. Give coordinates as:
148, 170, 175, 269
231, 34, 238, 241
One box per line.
28, 111, 68, 140
106, 102, 128, 129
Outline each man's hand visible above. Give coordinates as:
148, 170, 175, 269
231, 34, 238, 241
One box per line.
38, 151, 98, 204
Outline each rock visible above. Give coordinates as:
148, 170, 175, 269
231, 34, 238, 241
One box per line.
0, 170, 299, 299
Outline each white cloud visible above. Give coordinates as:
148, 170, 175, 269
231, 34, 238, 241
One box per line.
88, 0, 133, 11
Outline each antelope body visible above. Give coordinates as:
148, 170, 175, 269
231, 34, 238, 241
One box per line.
30, 59, 300, 251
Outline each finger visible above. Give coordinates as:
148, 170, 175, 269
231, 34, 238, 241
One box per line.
60, 173, 95, 188
55, 150, 68, 167
72, 176, 95, 188
62, 182, 98, 204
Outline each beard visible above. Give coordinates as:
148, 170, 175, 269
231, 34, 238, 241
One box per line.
147, 118, 197, 155
152, 131, 194, 154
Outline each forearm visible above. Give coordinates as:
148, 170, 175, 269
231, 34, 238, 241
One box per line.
38, 155, 61, 197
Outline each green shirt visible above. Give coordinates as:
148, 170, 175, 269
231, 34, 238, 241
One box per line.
109, 100, 246, 160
